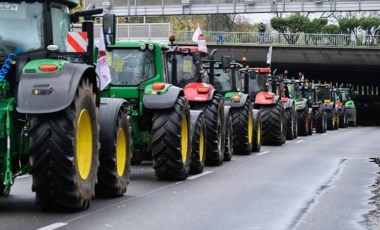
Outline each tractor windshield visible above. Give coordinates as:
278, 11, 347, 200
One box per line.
318, 87, 331, 101
167, 53, 198, 88
107, 49, 155, 85
0, 2, 44, 55
214, 68, 233, 93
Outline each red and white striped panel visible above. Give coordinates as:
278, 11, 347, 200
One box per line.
66, 32, 88, 52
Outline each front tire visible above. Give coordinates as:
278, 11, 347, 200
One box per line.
97, 100, 131, 197
252, 109, 262, 152
190, 112, 207, 174
29, 78, 99, 210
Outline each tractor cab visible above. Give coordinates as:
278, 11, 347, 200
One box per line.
245, 67, 271, 99
166, 45, 207, 88
105, 42, 166, 87
203, 58, 245, 95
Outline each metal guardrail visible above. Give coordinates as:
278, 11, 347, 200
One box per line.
91, 0, 380, 15
174, 31, 380, 48
75, 23, 171, 42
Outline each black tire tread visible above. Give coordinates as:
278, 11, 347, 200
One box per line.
260, 100, 285, 145
29, 78, 99, 210
231, 100, 253, 155
96, 112, 131, 197
191, 94, 225, 166
152, 96, 191, 180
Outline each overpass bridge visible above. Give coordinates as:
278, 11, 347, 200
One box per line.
88, 0, 380, 16
171, 31, 380, 91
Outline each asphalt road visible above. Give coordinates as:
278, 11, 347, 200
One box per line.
1, 126, 380, 230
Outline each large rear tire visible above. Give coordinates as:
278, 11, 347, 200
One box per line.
190, 112, 207, 174
29, 78, 99, 210
191, 94, 225, 166
260, 100, 285, 145
339, 107, 348, 128
297, 106, 309, 136
326, 110, 335, 130
314, 107, 326, 133
231, 100, 253, 155
152, 96, 191, 180
97, 100, 131, 197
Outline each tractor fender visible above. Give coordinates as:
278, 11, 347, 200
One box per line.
17, 62, 97, 114
224, 94, 249, 108
143, 85, 182, 109
323, 102, 334, 111
183, 82, 215, 102
283, 98, 293, 110
255, 92, 278, 105
190, 110, 204, 138
295, 98, 308, 110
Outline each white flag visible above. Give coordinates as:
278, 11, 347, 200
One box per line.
266, 46, 272, 66
192, 25, 207, 53
96, 28, 111, 90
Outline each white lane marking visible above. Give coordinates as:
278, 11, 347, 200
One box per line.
187, 171, 213, 180
16, 175, 30, 179
295, 140, 305, 144
322, 133, 327, 136
257, 151, 270, 156
37, 223, 68, 230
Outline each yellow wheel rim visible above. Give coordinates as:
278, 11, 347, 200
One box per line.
76, 110, 93, 180
257, 121, 261, 145
181, 115, 188, 163
199, 126, 205, 161
248, 111, 253, 144
116, 128, 127, 177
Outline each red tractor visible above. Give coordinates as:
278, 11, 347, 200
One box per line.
166, 41, 231, 167
246, 67, 287, 145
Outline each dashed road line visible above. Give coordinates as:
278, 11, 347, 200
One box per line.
257, 151, 270, 156
187, 171, 213, 180
295, 140, 305, 144
37, 223, 68, 230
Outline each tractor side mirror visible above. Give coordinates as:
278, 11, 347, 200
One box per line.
221, 56, 231, 69
103, 14, 116, 46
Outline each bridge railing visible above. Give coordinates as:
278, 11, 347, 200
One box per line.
174, 31, 380, 48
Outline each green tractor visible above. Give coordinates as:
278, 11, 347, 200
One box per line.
101, 29, 207, 178
339, 86, 357, 126
332, 87, 349, 128
0, 1, 132, 210
206, 58, 261, 154
305, 83, 327, 134
267, 73, 297, 141
317, 84, 339, 130
284, 79, 312, 136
